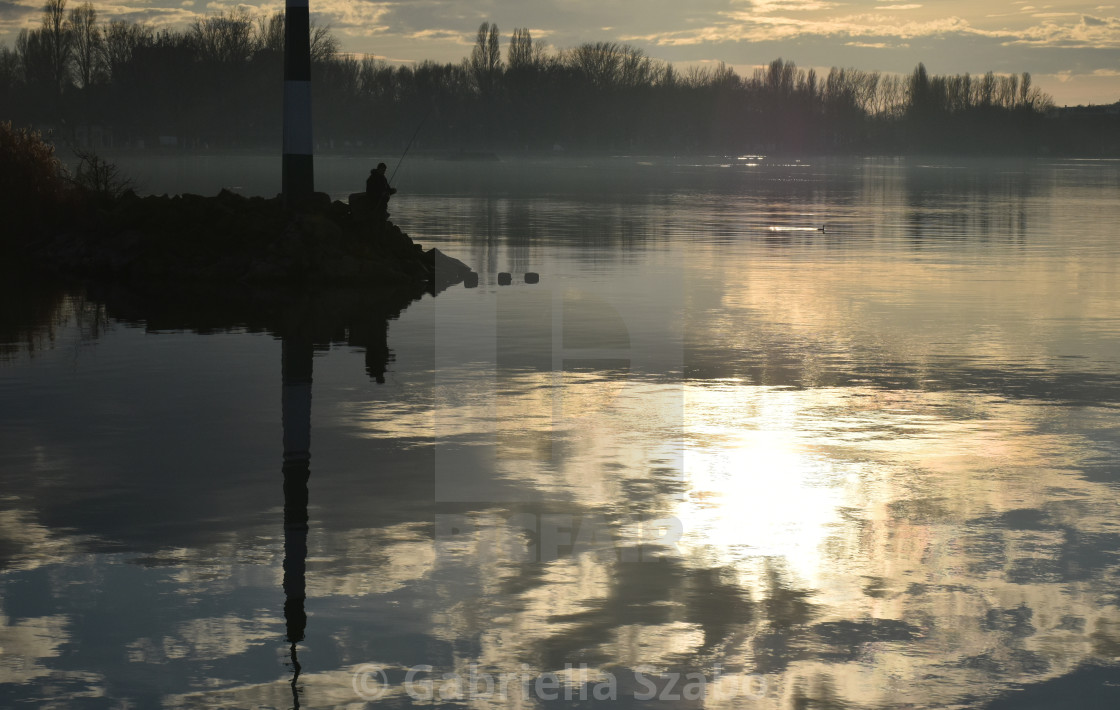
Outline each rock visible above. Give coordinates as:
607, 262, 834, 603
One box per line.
329, 200, 350, 223
320, 256, 360, 281
426, 248, 473, 288
26, 189, 473, 293
216, 188, 244, 204
349, 192, 371, 219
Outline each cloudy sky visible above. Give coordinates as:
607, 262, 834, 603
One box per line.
2, 0, 1118, 105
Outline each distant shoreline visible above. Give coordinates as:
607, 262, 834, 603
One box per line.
48, 146, 1120, 163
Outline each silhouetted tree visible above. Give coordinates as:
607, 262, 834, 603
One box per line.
254, 12, 337, 62
0, 6, 1088, 157
0, 46, 19, 89
41, 0, 73, 96
102, 19, 152, 82
508, 27, 532, 70
469, 22, 501, 95
68, 2, 103, 88
192, 9, 255, 64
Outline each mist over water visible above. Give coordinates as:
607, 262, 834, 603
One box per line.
2, 156, 1120, 708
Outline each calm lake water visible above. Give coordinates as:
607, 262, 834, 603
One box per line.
2, 155, 1120, 709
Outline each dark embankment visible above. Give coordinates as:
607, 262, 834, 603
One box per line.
3, 123, 472, 294
21, 188, 472, 293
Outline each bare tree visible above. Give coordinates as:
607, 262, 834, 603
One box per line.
1018, 72, 1032, 107
192, 8, 255, 63
469, 21, 501, 93
69, 2, 103, 88
310, 21, 339, 63
17, 26, 63, 96
761, 58, 797, 97
41, 0, 73, 95
0, 46, 21, 88
618, 46, 656, 88
101, 19, 152, 81
880, 74, 908, 117
257, 13, 284, 54
508, 27, 532, 70
358, 56, 393, 100
569, 42, 624, 87
70, 146, 133, 197
852, 70, 880, 113
974, 71, 995, 107
945, 73, 971, 112
1005, 74, 1020, 108
655, 62, 677, 89
689, 61, 739, 89
799, 67, 818, 101
255, 13, 338, 62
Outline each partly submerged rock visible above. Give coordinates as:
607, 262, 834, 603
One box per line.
424, 248, 473, 290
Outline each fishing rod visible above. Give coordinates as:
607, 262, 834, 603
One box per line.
389, 108, 432, 186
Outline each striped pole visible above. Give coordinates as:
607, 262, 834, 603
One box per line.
282, 0, 313, 200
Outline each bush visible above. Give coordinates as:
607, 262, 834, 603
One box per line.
71, 147, 134, 199
0, 121, 69, 236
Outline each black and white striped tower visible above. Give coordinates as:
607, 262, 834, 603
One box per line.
282, 0, 313, 200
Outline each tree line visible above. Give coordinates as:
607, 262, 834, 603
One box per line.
2, 1, 1117, 155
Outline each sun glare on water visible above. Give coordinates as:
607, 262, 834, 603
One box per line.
676, 384, 863, 587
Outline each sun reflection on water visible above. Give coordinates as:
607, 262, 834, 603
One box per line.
679, 384, 856, 587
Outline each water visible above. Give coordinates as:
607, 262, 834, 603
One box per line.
2, 156, 1120, 709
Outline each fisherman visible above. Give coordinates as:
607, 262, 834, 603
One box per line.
365, 162, 396, 220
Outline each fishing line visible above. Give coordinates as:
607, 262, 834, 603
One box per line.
389, 107, 432, 186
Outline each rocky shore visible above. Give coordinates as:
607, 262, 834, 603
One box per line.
22, 188, 473, 292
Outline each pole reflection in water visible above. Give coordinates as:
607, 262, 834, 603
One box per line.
282, 336, 314, 709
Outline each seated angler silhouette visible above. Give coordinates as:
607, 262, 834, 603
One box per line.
365, 162, 397, 221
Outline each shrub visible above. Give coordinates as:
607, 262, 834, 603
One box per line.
0, 121, 69, 236
71, 147, 134, 199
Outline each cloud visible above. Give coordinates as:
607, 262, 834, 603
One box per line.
407, 28, 466, 43
302, 0, 391, 37
617, 1, 1120, 53
751, 0, 841, 12
632, 11, 986, 46
0, 0, 41, 30
845, 40, 910, 47
98, 4, 206, 28
876, 4, 922, 9
1004, 14, 1120, 47
1043, 67, 1120, 83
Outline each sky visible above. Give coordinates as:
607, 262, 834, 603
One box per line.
2, 0, 1119, 106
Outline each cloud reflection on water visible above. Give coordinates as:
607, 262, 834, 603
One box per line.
1, 157, 1119, 708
